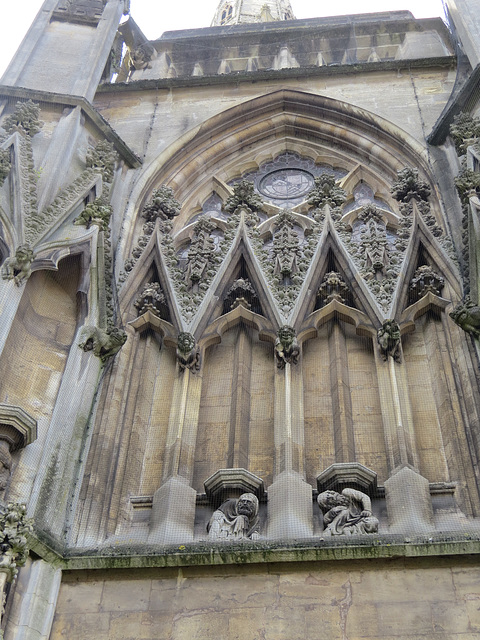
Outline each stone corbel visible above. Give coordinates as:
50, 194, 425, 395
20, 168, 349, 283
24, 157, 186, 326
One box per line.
204, 468, 264, 507
0, 404, 37, 493
317, 462, 377, 496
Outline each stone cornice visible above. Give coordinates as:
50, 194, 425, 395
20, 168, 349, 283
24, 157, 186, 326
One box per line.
96, 56, 456, 94
0, 85, 142, 169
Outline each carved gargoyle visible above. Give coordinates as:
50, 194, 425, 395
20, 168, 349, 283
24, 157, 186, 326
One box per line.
78, 325, 127, 363
450, 299, 480, 338
275, 325, 300, 368
377, 320, 401, 362
176, 332, 200, 372
1, 245, 36, 286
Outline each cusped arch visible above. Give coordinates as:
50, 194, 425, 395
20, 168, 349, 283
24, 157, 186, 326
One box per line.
120, 89, 437, 261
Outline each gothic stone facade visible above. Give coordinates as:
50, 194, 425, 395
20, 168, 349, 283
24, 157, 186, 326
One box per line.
1, 0, 480, 638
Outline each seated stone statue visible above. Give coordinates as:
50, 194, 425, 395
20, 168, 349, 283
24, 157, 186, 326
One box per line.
207, 493, 260, 541
317, 488, 379, 537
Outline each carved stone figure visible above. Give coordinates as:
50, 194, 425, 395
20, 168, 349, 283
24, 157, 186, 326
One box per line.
185, 217, 217, 285
130, 42, 156, 71
307, 173, 347, 209
0, 502, 33, 582
1, 245, 36, 286
275, 325, 300, 368
224, 180, 264, 214
78, 325, 127, 363
207, 493, 260, 540
2, 100, 44, 138
409, 265, 444, 301
391, 167, 430, 203
450, 299, 480, 338
377, 319, 401, 362
176, 332, 200, 372
317, 488, 379, 537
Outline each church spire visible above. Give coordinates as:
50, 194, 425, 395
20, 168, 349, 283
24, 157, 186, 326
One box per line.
211, 0, 295, 26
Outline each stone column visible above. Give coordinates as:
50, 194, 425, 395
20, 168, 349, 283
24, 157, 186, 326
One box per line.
4, 558, 62, 640
375, 323, 434, 534
268, 328, 312, 539
149, 337, 202, 545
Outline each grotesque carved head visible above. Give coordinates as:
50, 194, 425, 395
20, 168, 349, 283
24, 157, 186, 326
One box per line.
237, 493, 259, 519
317, 490, 348, 511
15, 245, 35, 266
278, 325, 295, 345
178, 332, 196, 354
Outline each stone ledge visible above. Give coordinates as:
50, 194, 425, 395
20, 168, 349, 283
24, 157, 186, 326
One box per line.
28, 531, 480, 572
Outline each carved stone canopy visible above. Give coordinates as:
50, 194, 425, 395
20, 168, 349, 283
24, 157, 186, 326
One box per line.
317, 462, 377, 497
204, 468, 265, 505
0, 404, 37, 452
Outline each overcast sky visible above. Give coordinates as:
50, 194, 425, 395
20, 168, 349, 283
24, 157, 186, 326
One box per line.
1, 0, 447, 78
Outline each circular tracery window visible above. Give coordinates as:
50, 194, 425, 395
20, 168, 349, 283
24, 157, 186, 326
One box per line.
258, 168, 315, 200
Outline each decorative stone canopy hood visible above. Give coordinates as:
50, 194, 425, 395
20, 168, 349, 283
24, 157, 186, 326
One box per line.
212, 0, 295, 26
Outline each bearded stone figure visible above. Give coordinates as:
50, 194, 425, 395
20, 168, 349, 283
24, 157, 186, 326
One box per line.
317, 488, 379, 537
207, 493, 260, 541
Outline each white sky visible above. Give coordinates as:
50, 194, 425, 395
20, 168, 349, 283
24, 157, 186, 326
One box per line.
1, 0, 446, 79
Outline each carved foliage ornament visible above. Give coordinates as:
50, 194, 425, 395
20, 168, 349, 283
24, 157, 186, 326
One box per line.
0, 502, 33, 582
449, 112, 480, 156
272, 209, 302, 278
1, 245, 36, 286
307, 173, 347, 209
74, 197, 113, 231
390, 167, 430, 203
2, 101, 43, 138
0, 149, 11, 187
142, 185, 181, 223
224, 180, 264, 214
185, 217, 218, 285
86, 140, 117, 184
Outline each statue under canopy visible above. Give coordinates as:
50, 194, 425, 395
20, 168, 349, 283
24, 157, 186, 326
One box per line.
207, 493, 260, 540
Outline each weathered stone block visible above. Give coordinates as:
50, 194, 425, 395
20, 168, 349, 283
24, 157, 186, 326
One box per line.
148, 476, 196, 544
267, 470, 313, 539
384, 465, 434, 534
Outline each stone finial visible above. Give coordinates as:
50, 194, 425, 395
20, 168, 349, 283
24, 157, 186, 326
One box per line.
275, 325, 299, 368
176, 332, 200, 372
185, 217, 217, 285
0, 149, 11, 187
450, 298, 480, 338
317, 271, 350, 306
1, 245, 36, 286
377, 319, 401, 362
307, 173, 347, 209
86, 140, 117, 184
134, 282, 169, 320
142, 186, 181, 222
272, 210, 301, 278
78, 325, 127, 363
0, 503, 33, 582
449, 112, 480, 155
224, 180, 264, 214
409, 265, 444, 301
74, 198, 112, 230
391, 167, 430, 203
2, 101, 43, 138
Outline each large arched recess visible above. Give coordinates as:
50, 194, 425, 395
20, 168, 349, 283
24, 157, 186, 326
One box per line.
119, 89, 443, 260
